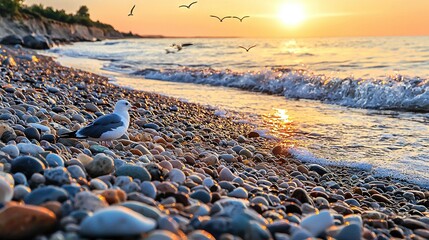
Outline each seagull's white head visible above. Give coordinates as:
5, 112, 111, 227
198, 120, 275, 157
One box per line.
114, 100, 132, 113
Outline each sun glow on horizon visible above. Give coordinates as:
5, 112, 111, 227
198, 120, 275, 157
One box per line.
278, 2, 307, 27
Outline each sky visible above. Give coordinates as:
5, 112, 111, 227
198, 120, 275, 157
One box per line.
25, 0, 429, 38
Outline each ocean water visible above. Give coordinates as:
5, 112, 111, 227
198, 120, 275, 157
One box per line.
47, 37, 429, 187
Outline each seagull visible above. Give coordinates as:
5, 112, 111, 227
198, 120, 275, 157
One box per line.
233, 16, 250, 22
210, 15, 232, 22
239, 45, 257, 52
171, 43, 194, 51
179, 1, 198, 9
165, 49, 176, 54
128, 5, 135, 16
60, 100, 132, 145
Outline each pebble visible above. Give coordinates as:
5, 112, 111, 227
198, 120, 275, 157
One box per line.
167, 168, 186, 184
141, 181, 157, 199
120, 201, 164, 220
227, 187, 248, 199
24, 185, 69, 205
0, 175, 13, 203
74, 191, 108, 212
11, 156, 46, 178
219, 167, 237, 181
191, 190, 212, 203
46, 153, 64, 167
13, 184, 31, 200
80, 206, 156, 237
44, 167, 72, 185
336, 223, 361, 240
0, 205, 56, 239
17, 143, 44, 155
116, 164, 151, 181
85, 153, 115, 177
1, 144, 19, 158
301, 210, 334, 237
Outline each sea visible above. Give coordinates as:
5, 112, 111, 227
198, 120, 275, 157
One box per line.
45, 36, 429, 188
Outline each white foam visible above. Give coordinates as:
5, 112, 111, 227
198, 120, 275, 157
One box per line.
138, 68, 429, 112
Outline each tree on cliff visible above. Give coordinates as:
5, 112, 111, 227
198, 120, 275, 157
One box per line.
76, 6, 90, 18
0, 0, 23, 16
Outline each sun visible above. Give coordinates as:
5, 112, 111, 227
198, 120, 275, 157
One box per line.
278, 2, 306, 27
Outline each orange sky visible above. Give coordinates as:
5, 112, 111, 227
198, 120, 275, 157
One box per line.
25, 0, 429, 38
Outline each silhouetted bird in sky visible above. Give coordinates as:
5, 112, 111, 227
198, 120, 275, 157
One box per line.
239, 45, 257, 52
210, 15, 232, 22
128, 5, 135, 16
179, 1, 198, 9
233, 16, 250, 22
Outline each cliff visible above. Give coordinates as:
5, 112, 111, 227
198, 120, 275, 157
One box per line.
0, 14, 123, 43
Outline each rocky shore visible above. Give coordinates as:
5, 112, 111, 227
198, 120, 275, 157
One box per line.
0, 44, 429, 240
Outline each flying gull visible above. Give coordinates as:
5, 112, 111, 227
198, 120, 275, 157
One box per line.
179, 1, 198, 9
60, 100, 132, 144
210, 15, 232, 22
233, 16, 250, 22
128, 5, 136, 16
239, 45, 257, 52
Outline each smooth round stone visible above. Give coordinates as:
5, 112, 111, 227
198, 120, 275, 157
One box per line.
143, 123, 160, 131
11, 156, 46, 178
77, 153, 93, 166
308, 164, 329, 176
116, 164, 151, 181
119, 201, 164, 220
232, 145, 244, 154
90, 179, 108, 190
80, 206, 156, 237
228, 187, 248, 199
251, 196, 270, 206
336, 223, 361, 240
67, 165, 86, 179
291, 188, 313, 205
62, 185, 83, 198
141, 181, 157, 199
239, 149, 253, 158
89, 145, 109, 154
291, 229, 312, 240
46, 153, 64, 167
188, 230, 216, 240
0, 175, 13, 203
167, 169, 186, 184
17, 143, 44, 155
219, 167, 237, 181
145, 230, 179, 240
1, 145, 19, 158
13, 172, 28, 186
85, 153, 114, 177
24, 127, 40, 141
44, 167, 72, 185
47, 87, 60, 93
13, 184, 31, 200
301, 210, 334, 237
219, 154, 235, 163
41, 134, 55, 143
0, 205, 56, 240
74, 191, 108, 212
203, 178, 215, 188
190, 190, 212, 204
158, 216, 179, 234
344, 214, 363, 226
30, 173, 46, 186
26, 116, 40, 123
24, 186, 69, 205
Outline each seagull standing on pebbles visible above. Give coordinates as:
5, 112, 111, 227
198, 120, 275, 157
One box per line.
60, 100, 132, 145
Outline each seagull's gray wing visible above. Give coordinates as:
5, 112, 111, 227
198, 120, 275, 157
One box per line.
77, 113, 123, 138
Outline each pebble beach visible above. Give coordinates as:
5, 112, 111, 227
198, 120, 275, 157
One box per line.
1, 44, 429, 240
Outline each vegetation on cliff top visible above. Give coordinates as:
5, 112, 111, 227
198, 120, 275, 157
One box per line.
0, 0, 115, 30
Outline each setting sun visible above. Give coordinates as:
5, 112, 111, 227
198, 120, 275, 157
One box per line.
278, 2, 306, 27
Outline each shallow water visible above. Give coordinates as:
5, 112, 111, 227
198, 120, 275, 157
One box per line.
47, 37, 429, 187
